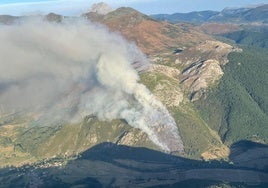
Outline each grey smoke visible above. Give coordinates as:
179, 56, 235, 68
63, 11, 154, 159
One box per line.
0, 18, 183, 152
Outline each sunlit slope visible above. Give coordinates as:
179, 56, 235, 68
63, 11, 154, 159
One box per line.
140, 70, 227, 159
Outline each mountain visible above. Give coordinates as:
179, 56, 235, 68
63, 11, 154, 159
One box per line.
0, 7, 233, 167
0, 5, 266, 164
151, 11, 219, 24
210, 4, 268, 23
83, 7, 240, 159
151, 4, 268, 24
198, 23, 241, 35
0, 5, 268, 187
83, 7, 210, 54
222, 28, 268, 48
83, 6, 238, 102
195, 46, 268, 144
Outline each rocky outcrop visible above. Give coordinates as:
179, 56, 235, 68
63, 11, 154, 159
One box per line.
176, 40, 241, 100
181, 59, 223, 100
149, 64, 180, 79
88, 2, 113, 15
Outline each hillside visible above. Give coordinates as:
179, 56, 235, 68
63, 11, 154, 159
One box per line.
222, 28, 268, 48
194, 18, 268, 148
195, 47, 268, 145
0, 4, 268, 187
210, 4, 268, 23
151, 11, 219, 24
198, 23, 241, 35
83, 7, 211, 55
0, 6, 236, 167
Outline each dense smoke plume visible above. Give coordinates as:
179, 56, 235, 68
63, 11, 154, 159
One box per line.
0, 18, 183, 152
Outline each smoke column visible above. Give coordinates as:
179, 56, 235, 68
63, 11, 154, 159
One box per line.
0, 18, 183, 152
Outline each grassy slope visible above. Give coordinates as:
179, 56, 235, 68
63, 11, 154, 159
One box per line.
195, 47, 268, 145
0, 116, 161, 167
3, 43, 267, 166
140, 71, 223, 159
0, 69, 224, 167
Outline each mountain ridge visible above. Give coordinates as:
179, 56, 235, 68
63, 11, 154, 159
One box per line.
151, 4, 268, 24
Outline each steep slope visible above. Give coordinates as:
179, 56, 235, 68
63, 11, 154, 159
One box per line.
83, 7, 210, 54
198, 23, 241, 35
222, 28, 268, 48
83, 7, 238, 159
84, 7, 239, 99
176, 40, 240, 100
193, 23, 268, 146
195, 47, 268, 145
149, 4, 268, 158
0, 7, 241, 167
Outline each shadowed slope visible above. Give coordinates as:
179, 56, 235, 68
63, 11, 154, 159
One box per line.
0, 141, 267, 187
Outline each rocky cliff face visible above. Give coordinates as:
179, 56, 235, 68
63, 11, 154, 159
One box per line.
176, 40, 241, 100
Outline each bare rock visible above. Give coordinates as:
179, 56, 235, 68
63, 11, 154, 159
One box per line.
176, 40, 240, 100
149, 64, 180, 79
89, 2, 113, 15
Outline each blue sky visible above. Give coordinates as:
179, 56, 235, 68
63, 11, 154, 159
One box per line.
0, 0, 268, 15
0, 0, 54, 4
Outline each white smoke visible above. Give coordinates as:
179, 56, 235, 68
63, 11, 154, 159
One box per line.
0, 18, 183, 152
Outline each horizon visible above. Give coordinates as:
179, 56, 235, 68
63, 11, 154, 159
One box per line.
0, 0, 267, 16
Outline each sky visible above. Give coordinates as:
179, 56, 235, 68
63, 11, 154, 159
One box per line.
0, 0, 268, 16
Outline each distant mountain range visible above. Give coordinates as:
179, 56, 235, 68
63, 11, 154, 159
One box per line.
151, 4, 268, 24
